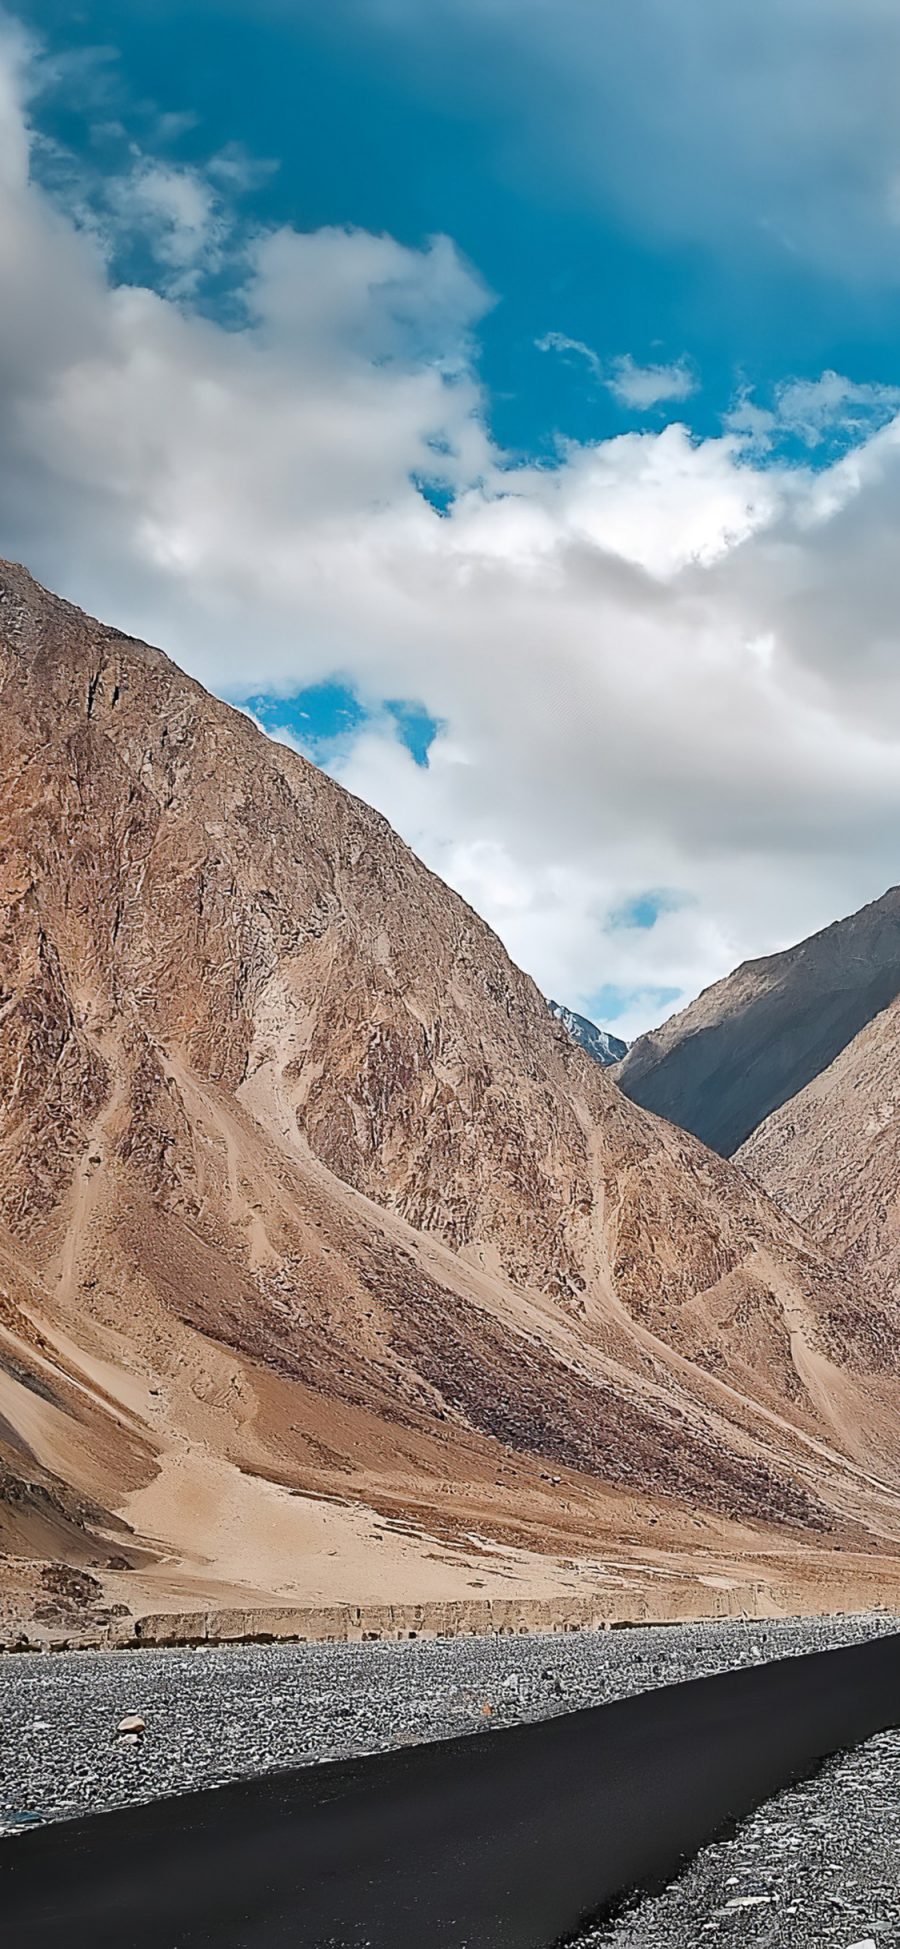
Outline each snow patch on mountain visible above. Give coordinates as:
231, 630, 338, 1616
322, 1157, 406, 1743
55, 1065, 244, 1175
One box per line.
548, 1000, 628, 1067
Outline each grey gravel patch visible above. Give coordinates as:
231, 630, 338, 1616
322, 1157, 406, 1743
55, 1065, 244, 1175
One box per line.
574, 1725, 900, 1947
0, 1612, 895, 1837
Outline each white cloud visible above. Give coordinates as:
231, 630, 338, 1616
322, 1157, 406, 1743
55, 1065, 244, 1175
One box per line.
537, 335, 698, 413
107, 158, 225, 287
773, 370, 900, 445
606, 354, 697, 409
153, 110, 200, 145
535, 331, 602, 379
207, 143, 279, 193
0, 14, 31, 187
727, 371, 900, 452
4, 31, 900, 1034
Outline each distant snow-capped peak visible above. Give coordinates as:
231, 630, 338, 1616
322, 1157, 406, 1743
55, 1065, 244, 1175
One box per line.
548, 1000, 628, 1066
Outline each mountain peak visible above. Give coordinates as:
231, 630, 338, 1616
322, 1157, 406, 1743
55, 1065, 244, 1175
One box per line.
617, 886, 900, 1155
548, 999, 627, 1066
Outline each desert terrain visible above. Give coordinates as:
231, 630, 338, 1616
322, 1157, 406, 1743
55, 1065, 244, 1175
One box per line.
3, 560, 900, 1643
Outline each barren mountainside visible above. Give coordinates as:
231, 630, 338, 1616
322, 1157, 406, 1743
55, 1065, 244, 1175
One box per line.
738, 993, 900, 1298
617, 890, 900, 1156
3, 559, 900, 1638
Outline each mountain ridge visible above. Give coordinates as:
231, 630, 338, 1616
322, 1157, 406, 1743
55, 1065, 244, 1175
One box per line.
3, 558, 900, 1638
616, 888, 900, 1155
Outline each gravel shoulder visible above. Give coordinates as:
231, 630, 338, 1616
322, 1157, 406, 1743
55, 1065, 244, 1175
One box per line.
0, 1612, 895, 1832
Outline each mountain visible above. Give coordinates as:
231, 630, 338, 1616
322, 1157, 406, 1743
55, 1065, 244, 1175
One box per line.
3, 559, 900, 1640
548, 1001, 627, 1067
617, 889, 900, 1156
738, 993, 900, 1298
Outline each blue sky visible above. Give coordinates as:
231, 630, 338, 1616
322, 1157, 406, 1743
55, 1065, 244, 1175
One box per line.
31, 0, 900, 458
248, 689, 441, 769
7, 2, 900, 1035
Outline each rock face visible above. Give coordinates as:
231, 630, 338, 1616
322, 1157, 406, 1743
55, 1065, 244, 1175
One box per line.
3, 557, 900, 1629
547, 1002, 627, 1068
738, 993, 900, 1299
617, 889, 900, 1157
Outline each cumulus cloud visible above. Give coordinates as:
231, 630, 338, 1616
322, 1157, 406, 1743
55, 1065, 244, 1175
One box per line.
3, 29, 900, 1034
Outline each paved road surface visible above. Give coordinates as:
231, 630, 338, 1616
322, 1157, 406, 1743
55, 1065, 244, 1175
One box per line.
5, 1633, 900, 1948
579, 1722, 900, 1947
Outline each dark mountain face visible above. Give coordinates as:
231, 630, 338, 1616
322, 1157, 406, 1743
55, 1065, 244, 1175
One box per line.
616, 888, 900, 1156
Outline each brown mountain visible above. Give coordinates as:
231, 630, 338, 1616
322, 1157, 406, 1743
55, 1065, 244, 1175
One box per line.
3, 559, 900, 1641
617, 889, 900, 1156
738, 993, 900, 1300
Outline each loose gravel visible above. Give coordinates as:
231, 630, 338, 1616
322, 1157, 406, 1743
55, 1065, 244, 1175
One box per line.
2, 1611, 898, 1943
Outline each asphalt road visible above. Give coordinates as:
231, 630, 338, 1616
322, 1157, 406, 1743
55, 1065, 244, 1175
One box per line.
4, 1632, 900, 1949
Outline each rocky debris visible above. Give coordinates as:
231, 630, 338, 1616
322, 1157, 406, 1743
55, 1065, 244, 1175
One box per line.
37, 1564, 105, 1609
115, 1714, 146, 1742
0, 1540, 127, 1650
0, 1613, 895, 1837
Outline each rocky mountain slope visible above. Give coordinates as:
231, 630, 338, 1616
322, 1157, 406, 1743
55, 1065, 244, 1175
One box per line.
3, 559, 900, 1638
548, 1002, 627, 1067
738, 993, 900, 1298
617, 890, 900, 1156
